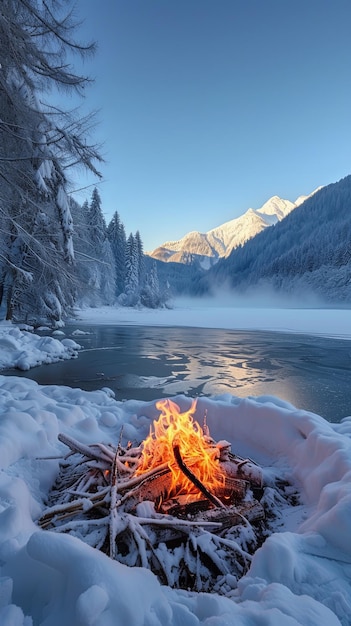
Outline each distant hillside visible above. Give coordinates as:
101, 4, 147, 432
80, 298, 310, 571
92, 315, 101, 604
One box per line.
148, 192, 316, 268
144, 254, 204, 298
198, 176, 351, 303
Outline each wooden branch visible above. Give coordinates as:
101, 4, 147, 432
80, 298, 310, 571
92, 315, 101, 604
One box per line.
172, 444, 226, 509
58, 433, 110, 464
38, 489, 109, 528
109, 446, 120, 559
135, 516, 222, 529
108, 463, 170, 494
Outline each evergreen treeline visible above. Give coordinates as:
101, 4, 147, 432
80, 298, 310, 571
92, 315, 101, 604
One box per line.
199, 176, 351, 303
72, 189, 166, 311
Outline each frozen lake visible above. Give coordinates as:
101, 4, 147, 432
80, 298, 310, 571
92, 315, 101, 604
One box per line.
5, 324, 351, 423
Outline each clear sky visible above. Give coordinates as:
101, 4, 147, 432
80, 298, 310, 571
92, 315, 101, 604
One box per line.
70, 0, 351, 251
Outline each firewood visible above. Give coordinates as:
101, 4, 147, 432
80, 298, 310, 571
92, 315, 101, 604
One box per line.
218, 457, 263, 488
37, 424, 298, 595
160, 497, 213, 516
121, 467, 173, 512
58, 433, 111, 464
192, 501, 265, 528
109, 446, 120, 559
214, 476, 249, 504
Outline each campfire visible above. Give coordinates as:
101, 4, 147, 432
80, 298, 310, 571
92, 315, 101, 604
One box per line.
39, 399, 298, 593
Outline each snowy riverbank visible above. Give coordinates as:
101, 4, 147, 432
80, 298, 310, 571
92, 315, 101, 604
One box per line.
0, 324, 81, 371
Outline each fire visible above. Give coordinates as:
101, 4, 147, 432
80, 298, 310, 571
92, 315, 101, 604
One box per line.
135, 399, 223, 502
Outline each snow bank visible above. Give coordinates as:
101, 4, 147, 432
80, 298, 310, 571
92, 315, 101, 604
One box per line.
0, 324, 81, 371
0, 375, 350, 625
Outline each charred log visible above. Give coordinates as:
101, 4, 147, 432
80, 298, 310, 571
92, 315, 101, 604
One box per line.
173, 443, 226, 509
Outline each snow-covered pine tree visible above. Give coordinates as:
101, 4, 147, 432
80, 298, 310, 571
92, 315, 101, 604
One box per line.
134, 230, 145, 285
68, 198, 89, 303
100, 238, 117, 305
140, 261, 162, 308
107, 212, 127, 296
87, 188, 107, 247
0, 0, 102, 324
70, 197, 102, 305
123, 233, 140, 306
75, 188, 115, 306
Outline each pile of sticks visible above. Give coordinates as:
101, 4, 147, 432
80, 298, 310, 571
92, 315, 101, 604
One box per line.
38, 431, 276, 592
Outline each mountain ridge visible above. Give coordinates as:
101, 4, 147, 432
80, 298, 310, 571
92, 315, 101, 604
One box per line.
199, 176, 351, 303
148, 190, 319, 267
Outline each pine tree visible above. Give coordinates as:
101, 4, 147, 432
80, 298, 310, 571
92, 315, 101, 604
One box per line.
134, 230, 145, 285
107, 211, 127, 296
100, 238, 117, 305
141, 261, 161, 308
87, 188, 106, 247
124, 233, 139, 306
74, 189, 115, 305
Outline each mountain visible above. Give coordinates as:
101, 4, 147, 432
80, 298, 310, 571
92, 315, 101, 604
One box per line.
148, 192, 316, 267
198, 176, 351, 303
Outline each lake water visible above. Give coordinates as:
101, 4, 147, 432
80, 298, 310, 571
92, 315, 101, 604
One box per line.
5, 324, 351, 423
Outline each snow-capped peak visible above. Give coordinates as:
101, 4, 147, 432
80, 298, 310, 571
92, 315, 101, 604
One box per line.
256, 196, 296, 220
148, 189, 317, 265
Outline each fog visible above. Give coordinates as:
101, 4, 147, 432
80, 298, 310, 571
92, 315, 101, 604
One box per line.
173, 282, 331, 310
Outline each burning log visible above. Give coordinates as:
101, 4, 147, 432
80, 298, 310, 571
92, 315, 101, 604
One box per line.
172, 443, 226, 509
37, 398, 299, 593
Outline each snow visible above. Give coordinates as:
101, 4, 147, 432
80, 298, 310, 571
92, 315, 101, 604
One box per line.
0, 324, 81, 371
1, 377, 350, 625
74, 303, 351, 340
35, 159, 54, 194
56, 183, 74, 262
0, 307, 351, 624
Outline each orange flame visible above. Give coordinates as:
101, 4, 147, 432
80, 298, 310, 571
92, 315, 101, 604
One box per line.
135, 398, 223, 501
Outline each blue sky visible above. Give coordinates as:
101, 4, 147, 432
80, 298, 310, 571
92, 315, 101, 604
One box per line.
71, 0, 351, 250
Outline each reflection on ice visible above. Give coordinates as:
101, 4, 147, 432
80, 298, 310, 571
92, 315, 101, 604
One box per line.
2, 323, 351, 421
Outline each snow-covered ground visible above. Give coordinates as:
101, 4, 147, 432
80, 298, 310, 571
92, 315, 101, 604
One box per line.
0, 306, 351, 625
0, 324, 81, 371
74, 303, 351, 340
